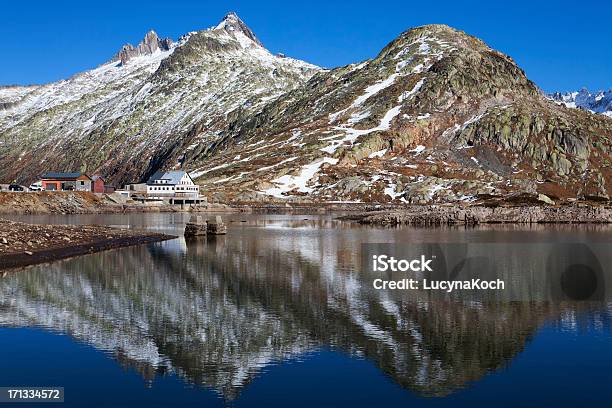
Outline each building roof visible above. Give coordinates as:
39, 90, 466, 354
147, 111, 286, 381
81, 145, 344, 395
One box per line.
41, 172, 89, 180
91, 175, 105, 181
147, 170, 190, 185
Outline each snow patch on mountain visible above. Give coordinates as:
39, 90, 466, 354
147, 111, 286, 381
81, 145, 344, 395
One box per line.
0, 45, 177, 132
263, 157, 339, 197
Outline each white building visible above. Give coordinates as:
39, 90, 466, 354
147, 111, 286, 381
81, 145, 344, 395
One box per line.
146, 171, 200, 200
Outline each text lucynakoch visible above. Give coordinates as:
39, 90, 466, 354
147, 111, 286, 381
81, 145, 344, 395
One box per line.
373, 278, 505, 292
370, 253, 505, 292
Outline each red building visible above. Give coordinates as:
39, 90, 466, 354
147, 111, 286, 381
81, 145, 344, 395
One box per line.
91, 175, 105, 193
41, 172, 92, 191
40, 172, 110, 193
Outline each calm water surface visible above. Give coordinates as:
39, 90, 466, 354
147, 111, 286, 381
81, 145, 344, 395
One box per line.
1, 213, 611, 407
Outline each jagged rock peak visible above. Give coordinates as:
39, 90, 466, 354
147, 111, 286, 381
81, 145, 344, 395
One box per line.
113, 30, 173, 65
550, 88, 612, 117
212, 11, 264, 48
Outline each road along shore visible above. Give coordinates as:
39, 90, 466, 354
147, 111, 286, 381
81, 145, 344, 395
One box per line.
0, 191, 235, 215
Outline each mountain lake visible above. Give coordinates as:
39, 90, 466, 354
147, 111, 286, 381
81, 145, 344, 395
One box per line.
1, 213, 611, 407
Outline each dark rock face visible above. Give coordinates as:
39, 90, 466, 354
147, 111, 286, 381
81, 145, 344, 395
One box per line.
113, 30, 173, 65
0, 101, 19, 110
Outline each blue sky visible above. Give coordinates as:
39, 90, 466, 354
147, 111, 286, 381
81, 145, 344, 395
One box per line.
0, 0, 610, 92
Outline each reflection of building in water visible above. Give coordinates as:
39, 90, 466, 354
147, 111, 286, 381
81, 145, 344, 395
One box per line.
0, 232, 611, 399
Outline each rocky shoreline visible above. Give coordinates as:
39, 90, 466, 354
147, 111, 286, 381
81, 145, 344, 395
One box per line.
338, 204, 612, 225
0, 219, 176, 270
2, 192, 612, 226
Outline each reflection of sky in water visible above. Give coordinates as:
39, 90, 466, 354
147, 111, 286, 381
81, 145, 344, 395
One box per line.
0, 213, 611, 407
158, 237, 187, 255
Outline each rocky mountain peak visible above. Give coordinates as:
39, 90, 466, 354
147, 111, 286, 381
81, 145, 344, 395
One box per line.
2, 16, 610, 205
112, 29, 174, 65
212, 11, 264, 48
551, 88, 612, 117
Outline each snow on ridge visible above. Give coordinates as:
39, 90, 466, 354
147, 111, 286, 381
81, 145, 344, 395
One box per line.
347, 110, 371, 125
0, 16, 320, 136
368, 149, 387, 159
549, 88, 612, 117
208, 14, 320, 72
0, 44, 178, 131
190, 161, 232, 179
398, 79, 425, 102
352, 74, 399, 107
257, 157, 298, 172
348, 61, 368, 73
409, 145, 426, 154
379, 105, 402, 129
263, 157, 339, 197
322, 103, 404, 154
328, 34, 443, 126
393, 35, 454, 61
327, 78, 425, 148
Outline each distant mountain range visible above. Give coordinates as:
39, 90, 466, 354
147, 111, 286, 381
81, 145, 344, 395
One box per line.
550, 88, 612, 118
0, 12, 610, 203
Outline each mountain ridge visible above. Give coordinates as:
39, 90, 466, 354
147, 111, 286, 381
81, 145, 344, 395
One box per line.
550, 88, 612, 118
0, 14, 610, 204
0, 13, 320, 186
180, 21, 611, 203
111, 30, 174, 65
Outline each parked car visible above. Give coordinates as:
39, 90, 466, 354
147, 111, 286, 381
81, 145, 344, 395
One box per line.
29, 181, 43, 191
8, 184, 27, 192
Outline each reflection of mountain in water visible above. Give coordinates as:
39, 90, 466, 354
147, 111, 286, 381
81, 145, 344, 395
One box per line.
1, 228, 611, 399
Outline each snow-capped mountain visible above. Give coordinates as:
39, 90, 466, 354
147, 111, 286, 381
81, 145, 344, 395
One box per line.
550, 88, 612, 118
184, 24, 612, 203
1, 14, 611, 203
0, 12, 319, 184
